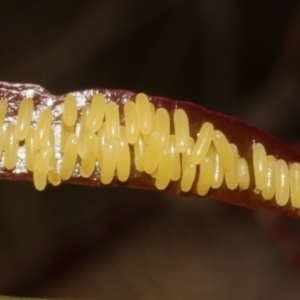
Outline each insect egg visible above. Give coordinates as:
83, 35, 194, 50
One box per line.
116, 127, 131, 182
174, 108, 189, 153
33, 145, 53, 191
34, 108, 52, 151
261, 155, 276, 200
289, 162, 300, 208
197, 156, 214, 196
155, 140, 173, 190
135, 93, 152, 135
275, 159, 290, 206
212, 130, 234, 170
252, 143, 268, 191
237, 157, 250, 190
191, 122, 214, 165
124, 101, 139, 144
87, 93, 106, 133
0, 99, 8, 126
4, 124, 18, 170
224, 144, 239, 190
62, 94, 77, 127
15, 97, 33, 141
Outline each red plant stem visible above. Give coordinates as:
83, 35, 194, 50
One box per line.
0, 81, 300, 220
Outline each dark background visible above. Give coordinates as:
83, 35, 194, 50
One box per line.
1, 1, 300, 299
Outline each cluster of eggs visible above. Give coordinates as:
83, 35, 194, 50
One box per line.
0, 92, 299, 209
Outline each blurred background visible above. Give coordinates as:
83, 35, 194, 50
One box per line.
0, 0, 300, 299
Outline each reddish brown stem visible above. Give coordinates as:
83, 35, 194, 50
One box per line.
1, 81, 300, 219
